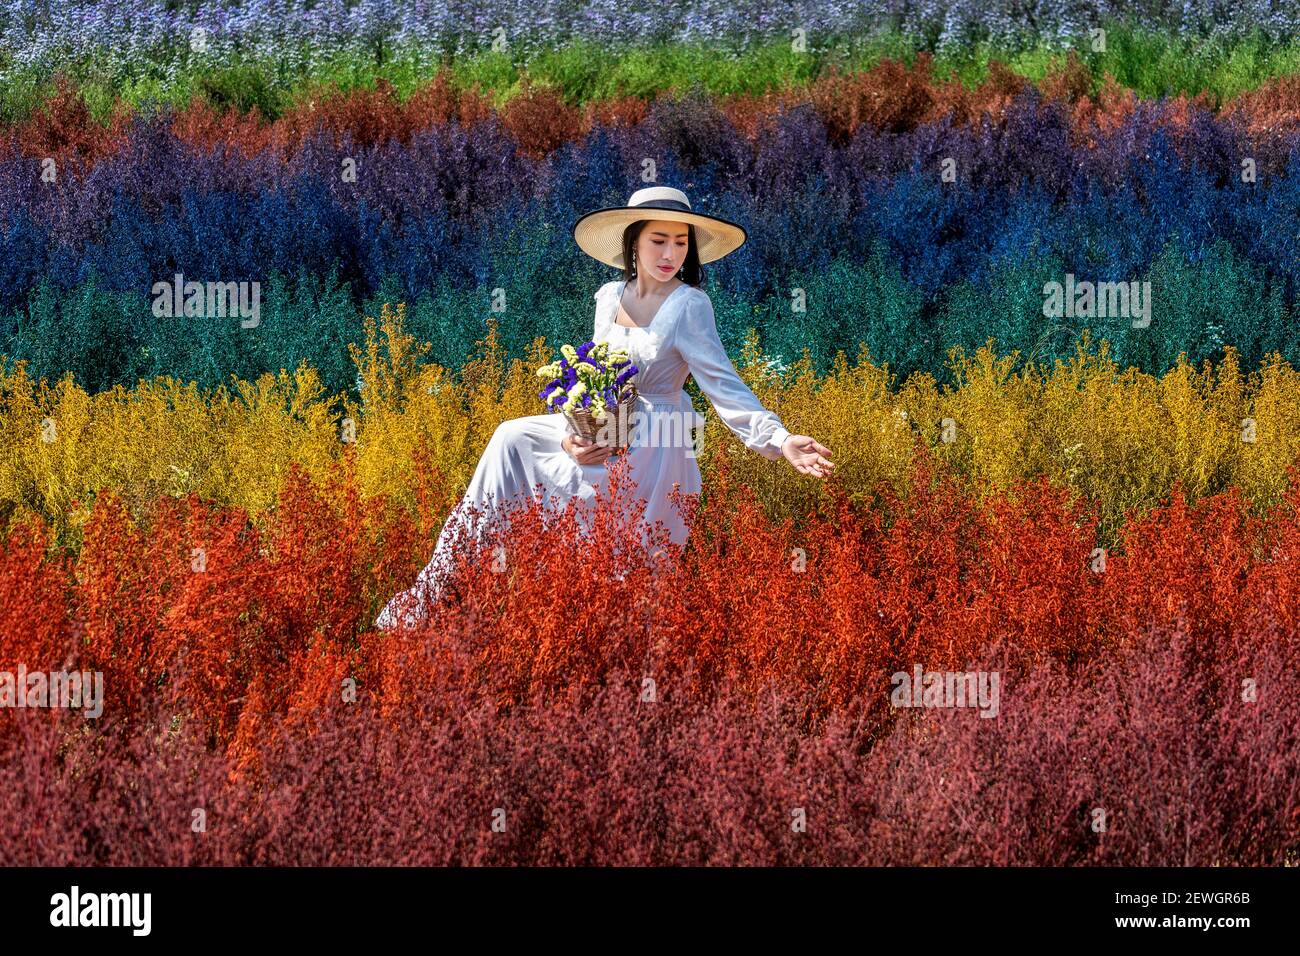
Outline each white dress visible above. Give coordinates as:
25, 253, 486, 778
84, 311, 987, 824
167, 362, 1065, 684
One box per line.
374, 279, 792, 630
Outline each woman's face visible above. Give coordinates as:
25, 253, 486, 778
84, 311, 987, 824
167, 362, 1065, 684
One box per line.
635, 220, 690, 284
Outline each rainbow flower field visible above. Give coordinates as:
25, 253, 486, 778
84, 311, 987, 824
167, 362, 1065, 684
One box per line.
2, 3, 1300, 867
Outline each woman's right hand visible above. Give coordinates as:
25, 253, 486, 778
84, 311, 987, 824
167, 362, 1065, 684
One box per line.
563, 433, 616, 466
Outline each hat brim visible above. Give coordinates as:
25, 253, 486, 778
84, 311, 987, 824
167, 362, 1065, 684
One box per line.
572, 206, 747, 269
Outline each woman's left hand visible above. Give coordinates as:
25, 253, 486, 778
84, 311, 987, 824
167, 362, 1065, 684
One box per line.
780, 435, 835, 478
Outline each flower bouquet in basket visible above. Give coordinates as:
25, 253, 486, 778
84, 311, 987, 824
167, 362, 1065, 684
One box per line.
536, 341, 640, 453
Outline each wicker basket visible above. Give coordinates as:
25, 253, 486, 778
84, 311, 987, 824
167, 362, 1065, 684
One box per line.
565, 382, 639, 452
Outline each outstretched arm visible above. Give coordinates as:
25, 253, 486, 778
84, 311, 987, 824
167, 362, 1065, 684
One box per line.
679, 290, 791, 461
680, 290, 834, 476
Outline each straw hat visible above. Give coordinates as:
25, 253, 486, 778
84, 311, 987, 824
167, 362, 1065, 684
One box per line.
572, 186, 747, 268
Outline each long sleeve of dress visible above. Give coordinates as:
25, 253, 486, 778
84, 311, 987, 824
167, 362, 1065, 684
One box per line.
679, 290, 791, 461
593, 281, 615, 338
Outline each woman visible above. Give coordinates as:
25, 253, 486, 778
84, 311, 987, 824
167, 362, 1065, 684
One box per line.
375, 186, 834, 630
